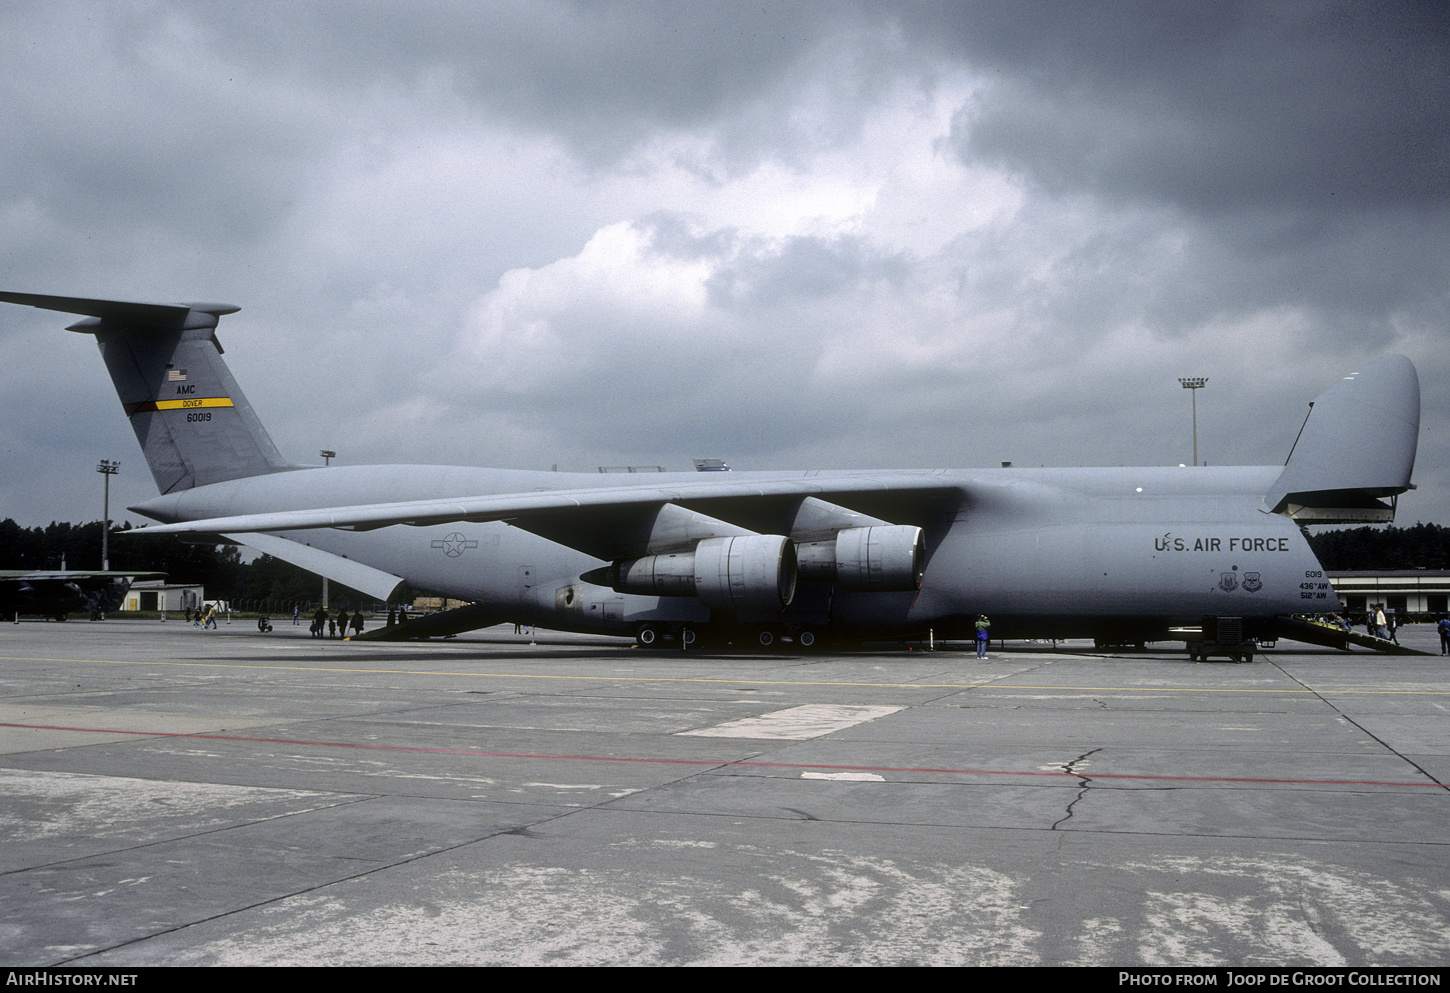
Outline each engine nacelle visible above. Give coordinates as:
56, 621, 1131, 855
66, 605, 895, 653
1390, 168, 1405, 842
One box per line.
609, 551, 699, 598
693, 535, 797, 612
796, 525, 924, 591
599, 534, 797, 613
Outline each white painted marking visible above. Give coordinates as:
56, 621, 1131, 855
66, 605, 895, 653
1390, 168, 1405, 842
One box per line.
678, 704, 903, 740
801, 771, 885, 782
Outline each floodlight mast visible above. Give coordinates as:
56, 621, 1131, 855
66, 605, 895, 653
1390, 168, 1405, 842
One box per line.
1178, 378, 1208, 466
96, 459, 119, 569
318, 452, 337, 602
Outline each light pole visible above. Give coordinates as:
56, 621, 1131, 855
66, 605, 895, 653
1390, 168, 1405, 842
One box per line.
1178, 378, 1208, 467
96, 460, 119, 569
318, 452, 336, 605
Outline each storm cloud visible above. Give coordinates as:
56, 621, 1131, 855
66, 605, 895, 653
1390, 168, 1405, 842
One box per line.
1, 1, 1445, 537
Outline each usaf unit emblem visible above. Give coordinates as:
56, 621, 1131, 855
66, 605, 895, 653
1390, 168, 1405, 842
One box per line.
1218, 572, 1239, 592
1242, 572, 1262, 593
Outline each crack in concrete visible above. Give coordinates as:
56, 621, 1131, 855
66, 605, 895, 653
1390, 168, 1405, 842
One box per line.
1051, 747, 1102, 830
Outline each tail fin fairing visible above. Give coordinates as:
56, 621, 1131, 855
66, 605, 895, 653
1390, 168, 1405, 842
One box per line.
0, 292, 298, 493
1264, 354, 1419, 523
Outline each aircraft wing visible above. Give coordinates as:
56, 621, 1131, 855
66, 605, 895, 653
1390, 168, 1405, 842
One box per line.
129, 474, 959, 555
0, 571, 166, 580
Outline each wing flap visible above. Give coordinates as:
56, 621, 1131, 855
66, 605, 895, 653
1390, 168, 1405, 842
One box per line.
227, 532, 406, 602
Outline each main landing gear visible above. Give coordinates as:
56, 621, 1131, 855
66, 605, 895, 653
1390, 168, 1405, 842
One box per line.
635, 622, 826, 651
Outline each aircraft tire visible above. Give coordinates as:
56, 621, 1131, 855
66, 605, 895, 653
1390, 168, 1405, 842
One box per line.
757, 629, 775, 649
680, 625, 698, 648
796, 628, 818, 650
637, 623, 663, 649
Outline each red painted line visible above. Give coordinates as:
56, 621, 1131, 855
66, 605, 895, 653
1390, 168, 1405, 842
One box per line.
2, 721, 1444, 790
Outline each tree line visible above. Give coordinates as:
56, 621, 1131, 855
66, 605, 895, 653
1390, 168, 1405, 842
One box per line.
1305, 523, 1450, 571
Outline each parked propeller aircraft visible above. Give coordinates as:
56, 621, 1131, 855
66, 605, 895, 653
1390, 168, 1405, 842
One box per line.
0, 570, 162, 621
0, 291, 1421, 654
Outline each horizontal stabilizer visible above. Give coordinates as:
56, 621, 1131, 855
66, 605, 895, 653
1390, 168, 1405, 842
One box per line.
0, 292, 238, 328
224, 532, 406, 603
1264, 355, 1419, 523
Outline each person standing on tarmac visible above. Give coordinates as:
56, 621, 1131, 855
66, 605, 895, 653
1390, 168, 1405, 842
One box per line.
975, 614, 990, 659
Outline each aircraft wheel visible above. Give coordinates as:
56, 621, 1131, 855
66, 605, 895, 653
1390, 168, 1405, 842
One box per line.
797, 628, 818, 650
637, 623, 663, 649
757, 629, 776, 649
680, 625, 698, 648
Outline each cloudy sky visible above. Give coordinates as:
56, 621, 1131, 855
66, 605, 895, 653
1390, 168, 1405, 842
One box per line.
1, 1, 1446, 535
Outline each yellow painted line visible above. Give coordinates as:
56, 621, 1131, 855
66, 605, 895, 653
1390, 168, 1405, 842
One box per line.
0, 655, 1447, 695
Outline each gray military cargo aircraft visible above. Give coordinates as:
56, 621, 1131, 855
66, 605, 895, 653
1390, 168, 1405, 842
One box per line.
0, 291, 1420, 654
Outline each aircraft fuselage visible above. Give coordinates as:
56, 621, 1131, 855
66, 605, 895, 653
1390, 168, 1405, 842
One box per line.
131, 463, 1330, 642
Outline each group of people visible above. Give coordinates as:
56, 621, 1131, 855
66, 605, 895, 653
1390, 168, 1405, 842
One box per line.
310, 606, 365, 639
292, 604, 412, 639
1330, 605, 1400, 642
1363, 604, 1398, 642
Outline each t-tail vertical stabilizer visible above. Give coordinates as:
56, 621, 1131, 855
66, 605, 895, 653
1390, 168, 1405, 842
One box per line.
0, 292, 299, 493
1264, 354, 1419, 523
